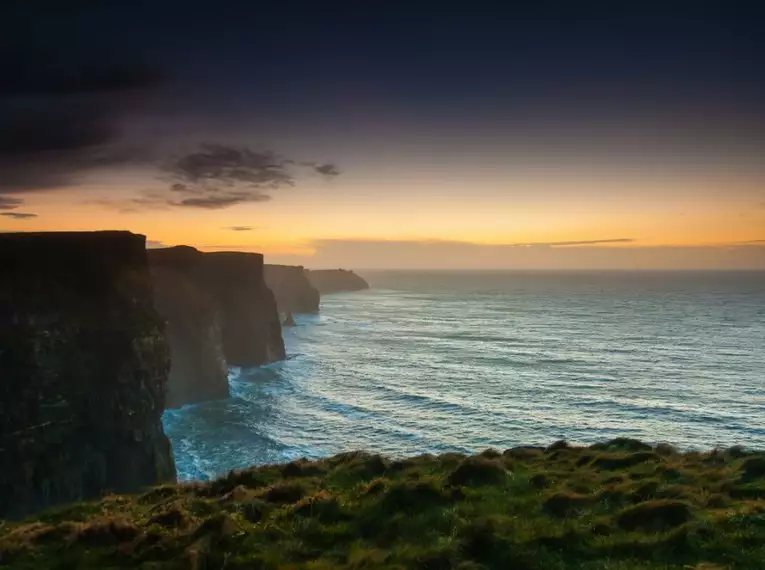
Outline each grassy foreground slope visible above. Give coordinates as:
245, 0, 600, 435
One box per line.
1, 439, 764, 569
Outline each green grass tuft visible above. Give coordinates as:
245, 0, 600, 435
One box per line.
2, 441, 765, 569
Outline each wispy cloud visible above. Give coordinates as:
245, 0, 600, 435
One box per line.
508, 238, 634, 247
312, 237, 635, 249
0, 212, 37, 219
159, 144, 340, 210
146, 240, 168, 249
224, 226, 257, 231
0, 196, 23, 210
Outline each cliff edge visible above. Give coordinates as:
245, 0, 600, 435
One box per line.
149, 247, 285, 390
0, 231, 176, 519
264, 264, 320, 314
148, 247, 229, 408
307, 269, 369, 294
197, 252, 286, 367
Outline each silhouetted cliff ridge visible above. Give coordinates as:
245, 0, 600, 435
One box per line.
264, 264, 320, 313
0, 231, 176, 519
307, 269, 369, 294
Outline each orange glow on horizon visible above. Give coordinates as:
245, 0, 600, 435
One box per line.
3, 168, 763, 267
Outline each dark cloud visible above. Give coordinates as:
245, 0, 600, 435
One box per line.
0, 212, 37, 219
160, 144, 339, 209
225, 226, 255, 231
146, 240, 168, 249
0, 48, 162, 193
313, 163, 341, 176
175, 195, 270, 209
0, 196, 23, 210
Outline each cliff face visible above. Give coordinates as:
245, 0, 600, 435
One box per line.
148, 248, 229, 409
264, 264, 320, 314
202, 252, 286, 367
0, 231, 176, 519
307, 269, 370, 294
149, 247, 285, 380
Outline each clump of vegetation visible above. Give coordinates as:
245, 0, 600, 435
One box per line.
1, 441, 764, 569
616, 499, 692, 531
446, 456, 508, 486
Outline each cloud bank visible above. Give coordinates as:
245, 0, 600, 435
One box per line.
264, 238, 765, 270
0, 47, 162, 210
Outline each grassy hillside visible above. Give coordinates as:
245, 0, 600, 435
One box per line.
1, 439, 764, 569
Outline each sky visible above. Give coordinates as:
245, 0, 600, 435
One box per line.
1, 2, 764, 269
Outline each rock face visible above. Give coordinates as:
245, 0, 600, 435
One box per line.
148, 247, 229, 409
264, 264, 320, 313
198, 252, 286, 367
307, 269, 369, 294
149, 247, 285, 375
0, 231, 177, 519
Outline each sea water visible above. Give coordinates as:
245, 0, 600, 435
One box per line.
163, 270, 765, 481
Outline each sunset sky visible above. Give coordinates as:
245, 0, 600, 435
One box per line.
2, 3, 764, 268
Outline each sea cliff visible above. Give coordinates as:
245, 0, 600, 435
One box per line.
197, 252, 286, 368
307, 269, 369, 294
0, 231, 176, 519
148, 247, 286, 407
148, 247, 229, 408
264, 264, 320, 314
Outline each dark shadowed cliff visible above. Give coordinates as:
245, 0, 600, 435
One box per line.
148, 247, 229, 409
149, 247, 284, 391
307, 269, 369, 294
0, 231, 176, 519
264, 264, 320, 313
202, 252, 285, 367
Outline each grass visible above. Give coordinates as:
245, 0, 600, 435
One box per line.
1, 439, 764, 569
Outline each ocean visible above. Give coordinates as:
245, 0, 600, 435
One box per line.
162, 270, 765, 481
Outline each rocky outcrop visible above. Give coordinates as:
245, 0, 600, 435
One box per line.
148, 248, 228, 409
307, 269, 369, 294
264, 264, 320, 313
0, 231, 177, 519
149, 247, 285, 376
